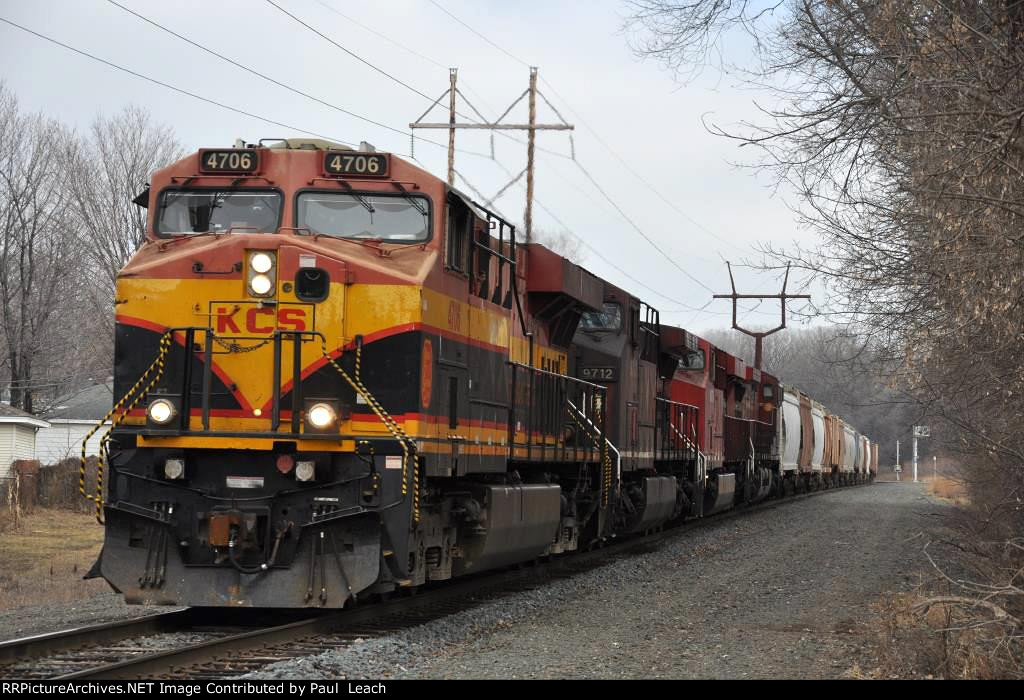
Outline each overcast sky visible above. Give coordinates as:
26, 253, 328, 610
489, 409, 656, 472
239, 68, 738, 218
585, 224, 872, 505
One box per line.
0, 0, 816, 335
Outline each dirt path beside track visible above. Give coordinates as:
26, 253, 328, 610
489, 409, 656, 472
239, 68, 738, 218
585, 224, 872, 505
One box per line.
405, 482, 951, 679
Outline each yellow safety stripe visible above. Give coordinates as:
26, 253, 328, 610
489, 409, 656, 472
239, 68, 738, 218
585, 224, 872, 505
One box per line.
81, 332, 172, 525
320, 339, 419, 524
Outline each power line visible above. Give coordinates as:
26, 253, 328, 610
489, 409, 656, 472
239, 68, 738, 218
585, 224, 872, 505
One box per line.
264, 0, 438, 104
532, 195, 708, 311
291, 2, 739, 305
484, 159, 712, 311
0, 16, 365, 149
104, 0, 492, 159
427, 0, 530, 68
312, 0, 568, 141
278, 0, 574, 162
423, 1, 785, 319
426, 0, 748, 255
313, 0, 449, 71
2, 9, 765, 325
535, 154, 721, 268
106, 0, 412, 142
538, 76, 748, 255
572, 159, 716, 293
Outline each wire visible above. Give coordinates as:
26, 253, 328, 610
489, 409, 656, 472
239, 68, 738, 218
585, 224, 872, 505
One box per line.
539, 77, 748, 255
424, 0, 789, 320
274, 0, 574, 161
533, 195, 709, 311
534, 154, 721, 267
313, 0, 449, 71
264, 0, 438, 103
0, 16, 364, 149
428, 0, 531, 68
486, 158, 713, 311
103, 0, 493, 159
427, 0, 748, 254
104, 1, 410, 140
572, 159, 716, 292
27, 3, 750, 319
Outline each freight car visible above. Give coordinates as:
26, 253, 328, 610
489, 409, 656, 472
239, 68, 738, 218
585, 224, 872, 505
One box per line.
83, 139, 875, 608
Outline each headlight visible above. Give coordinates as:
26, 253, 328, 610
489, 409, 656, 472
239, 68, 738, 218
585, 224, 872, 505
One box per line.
249, 273, 273, 295
295, 460, 316, 482
307, 402, 336, 429
250, 252, 274, 274
164, 458, 185, 480
247, 251, 276, 297
147, 398, 176, 425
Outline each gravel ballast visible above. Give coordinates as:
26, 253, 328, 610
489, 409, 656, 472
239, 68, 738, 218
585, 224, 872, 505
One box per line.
0, 593, 176, 643
240, 481, 950, 679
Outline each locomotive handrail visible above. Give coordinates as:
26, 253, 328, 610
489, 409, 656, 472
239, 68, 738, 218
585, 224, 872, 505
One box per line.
723, 414, 775, 428
506, 361, 608, 465
656, 396, 701, 412
655, 396, 704, 468
667, 417, 705, 463
506, 361, 606, 392
566, 396, 619, 505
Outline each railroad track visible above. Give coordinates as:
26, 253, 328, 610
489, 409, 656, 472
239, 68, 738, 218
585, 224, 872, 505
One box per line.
0, 481, 872, 680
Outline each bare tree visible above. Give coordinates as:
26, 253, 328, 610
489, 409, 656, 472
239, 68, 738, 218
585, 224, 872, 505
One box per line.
68, 105, 182, 292
0, 85, 82, 412
626, 0, 1024, 675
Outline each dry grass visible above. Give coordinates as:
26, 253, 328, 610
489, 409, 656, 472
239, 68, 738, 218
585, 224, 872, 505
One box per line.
867, 590, 1021, 679
929, 476, 970, 506
0, 507, 109, 610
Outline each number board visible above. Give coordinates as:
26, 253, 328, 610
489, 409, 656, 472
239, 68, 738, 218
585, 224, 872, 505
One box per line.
323, 151, 389, 178
199, 149, 259, 174
581, 366, 617, 382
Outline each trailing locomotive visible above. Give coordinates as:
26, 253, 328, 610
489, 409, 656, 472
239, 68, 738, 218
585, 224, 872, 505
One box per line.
85, 139, 876, 608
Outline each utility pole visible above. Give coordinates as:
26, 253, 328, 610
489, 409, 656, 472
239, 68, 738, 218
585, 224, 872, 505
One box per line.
525, 67, 537, 243
712, 263, 811, 370
410, 67, 573, 244
447, 68, 457, 187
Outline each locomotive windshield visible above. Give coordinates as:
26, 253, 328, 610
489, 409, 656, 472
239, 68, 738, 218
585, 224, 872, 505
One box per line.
677, 348, 705, 371
156, 190, 281, 234
579, 302, 622, 332
297, 192, 431, 242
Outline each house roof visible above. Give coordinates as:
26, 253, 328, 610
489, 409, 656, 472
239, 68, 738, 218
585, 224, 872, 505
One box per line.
42, 382, 113, 421
0, 403, 50, 428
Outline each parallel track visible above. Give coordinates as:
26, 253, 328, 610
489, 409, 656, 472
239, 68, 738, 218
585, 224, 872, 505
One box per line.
0, 481, 873, 680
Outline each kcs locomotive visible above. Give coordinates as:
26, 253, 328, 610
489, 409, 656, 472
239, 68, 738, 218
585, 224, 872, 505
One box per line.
83, 139, 876, 607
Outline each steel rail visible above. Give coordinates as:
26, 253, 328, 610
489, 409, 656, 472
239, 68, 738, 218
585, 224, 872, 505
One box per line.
0, 609, 191, 665
4, 480, 875, 680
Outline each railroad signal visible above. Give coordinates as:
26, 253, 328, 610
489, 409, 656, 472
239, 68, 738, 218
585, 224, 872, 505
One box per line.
912, 425, 931, 483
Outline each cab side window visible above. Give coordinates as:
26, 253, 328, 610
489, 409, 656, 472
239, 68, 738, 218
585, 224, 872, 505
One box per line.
446, 195, 471, 274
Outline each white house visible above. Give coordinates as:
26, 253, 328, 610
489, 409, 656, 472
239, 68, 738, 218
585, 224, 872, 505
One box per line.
37, 382, 112, 465
0, 404, 50, 480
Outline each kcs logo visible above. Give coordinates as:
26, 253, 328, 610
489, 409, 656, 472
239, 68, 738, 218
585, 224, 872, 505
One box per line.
213, 304, 310, 335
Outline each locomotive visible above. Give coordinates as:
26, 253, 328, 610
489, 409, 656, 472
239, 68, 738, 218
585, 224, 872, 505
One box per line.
85, 139, 876, 608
